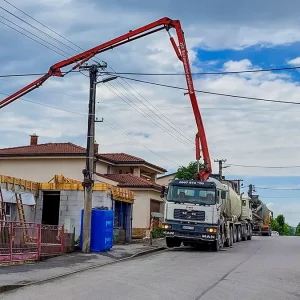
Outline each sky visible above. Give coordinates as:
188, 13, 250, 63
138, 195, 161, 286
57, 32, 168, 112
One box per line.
0, 0, 300, 226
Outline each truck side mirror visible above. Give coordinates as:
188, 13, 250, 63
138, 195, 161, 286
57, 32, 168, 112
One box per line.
221, 191, 226, 199
160, 186, 166, 198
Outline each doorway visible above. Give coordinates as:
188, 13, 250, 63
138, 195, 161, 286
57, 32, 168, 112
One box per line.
42, 191, 60, 225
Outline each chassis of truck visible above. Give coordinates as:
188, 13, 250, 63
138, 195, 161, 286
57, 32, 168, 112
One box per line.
161, 177, 253, 251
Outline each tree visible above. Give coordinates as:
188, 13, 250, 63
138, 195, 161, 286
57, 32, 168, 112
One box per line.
175, 161, 204, 180
276, 214, 285, 227
270, 217, 280, 232
270, 214, 293, 236
295, 222, 300, 236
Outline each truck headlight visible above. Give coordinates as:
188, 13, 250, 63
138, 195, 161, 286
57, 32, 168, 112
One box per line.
206, 228, 217, 233
162, 224, 172, 229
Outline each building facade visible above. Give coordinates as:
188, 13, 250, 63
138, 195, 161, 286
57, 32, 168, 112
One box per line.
0, 134, 167, 238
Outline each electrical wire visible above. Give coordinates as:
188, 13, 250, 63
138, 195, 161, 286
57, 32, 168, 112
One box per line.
95, 104, 180, 167
0, 2, 267, 181
96, 66, 300, 76
0, 90, 179, 167
242, 185, 300, 191
1, 3, 197, 152
0, 19, 69, 58
102, 81, 194, 149
115, 76, 300, 105
228, 163, 300, 169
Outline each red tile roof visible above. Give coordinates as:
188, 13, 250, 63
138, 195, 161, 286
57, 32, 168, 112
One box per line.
0, 143, 85, 156
0, 143, 166, 172
99, 153, 144, 162
99, 173, 161, 190
98, 153, 166, 172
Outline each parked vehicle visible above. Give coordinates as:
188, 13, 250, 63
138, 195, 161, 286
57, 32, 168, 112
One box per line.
251, 195, 272, 236
271, 231, 279, 236
161, 176, 253, 251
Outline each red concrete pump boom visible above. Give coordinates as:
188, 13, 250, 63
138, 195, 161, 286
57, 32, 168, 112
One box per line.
0, 17, 212, 180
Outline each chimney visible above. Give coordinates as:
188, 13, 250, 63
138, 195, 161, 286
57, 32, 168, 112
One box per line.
30, 133, 38, 146
94, 140, 99, 154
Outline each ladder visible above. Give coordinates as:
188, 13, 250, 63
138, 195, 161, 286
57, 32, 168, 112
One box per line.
0, 186, 6, 223
15, 193, 28, 242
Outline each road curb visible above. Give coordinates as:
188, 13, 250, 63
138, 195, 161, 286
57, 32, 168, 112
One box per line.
0, 245, 166, 295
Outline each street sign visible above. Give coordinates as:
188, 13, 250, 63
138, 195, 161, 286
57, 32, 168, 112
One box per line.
151, 212, 164, 218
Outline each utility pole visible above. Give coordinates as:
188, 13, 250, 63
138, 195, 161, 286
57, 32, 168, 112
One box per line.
248, 184, 256, 198
79, 63, 118, 253
214, 159, 228, 178
80, 64, 98, 253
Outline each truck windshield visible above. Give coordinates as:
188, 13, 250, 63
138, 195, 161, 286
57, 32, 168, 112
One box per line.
167, 185, 216, 205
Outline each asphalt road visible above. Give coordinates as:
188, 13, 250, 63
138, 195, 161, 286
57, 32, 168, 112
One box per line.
2, 236, 300, 300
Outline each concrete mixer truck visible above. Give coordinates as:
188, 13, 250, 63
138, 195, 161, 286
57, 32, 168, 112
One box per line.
160, 176, 253, 251
251, 195, 272, 236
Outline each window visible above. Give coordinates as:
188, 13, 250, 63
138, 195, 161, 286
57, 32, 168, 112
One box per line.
167, 185, 216, 205
107, 166, 111, 174
5, 203, 11, 217
119, 169, 123, 174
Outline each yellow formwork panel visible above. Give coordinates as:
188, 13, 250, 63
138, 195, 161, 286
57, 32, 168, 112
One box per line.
42, 175, 134, 203
0, 175, 39, 193
0, 174, 134, 203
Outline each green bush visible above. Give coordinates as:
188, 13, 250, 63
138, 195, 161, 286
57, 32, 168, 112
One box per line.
152, 227, 164, 239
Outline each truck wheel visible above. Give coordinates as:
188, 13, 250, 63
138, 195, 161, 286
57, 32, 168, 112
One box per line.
166, 237, 181, 248
233, 226, 237, 243
212, 232, 222, 252
242, 226, 247, 241
247, 226, 252, 240
230, 227, 234, 246
237, 226, 241, 242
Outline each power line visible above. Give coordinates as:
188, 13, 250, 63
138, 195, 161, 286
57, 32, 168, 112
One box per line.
0, 73, 46, 78
243, 185, 300, 191
106, 75, 195, 145
101, 81, 194, 149
0, 6, 75, 55
0, 19, 69, 57
0, 2, 254, 180
1, 3, 196, 152
116, 76, 300, 105
97, 66, 300, 76
3, 71, 300, 106
2, 64, 300, 79
0, 89, 179, 167
228, 163, 300, 169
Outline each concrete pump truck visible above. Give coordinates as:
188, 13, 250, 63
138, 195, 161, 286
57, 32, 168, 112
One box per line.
0, 17, 254, 252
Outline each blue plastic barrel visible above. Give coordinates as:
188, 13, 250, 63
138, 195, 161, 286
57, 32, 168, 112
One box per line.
79, 208, 114, 252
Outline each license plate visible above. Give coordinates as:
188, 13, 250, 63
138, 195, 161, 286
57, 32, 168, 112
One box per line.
182, 225, 195, 230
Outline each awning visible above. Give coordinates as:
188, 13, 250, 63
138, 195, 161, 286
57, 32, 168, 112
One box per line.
1, 189, 36, 206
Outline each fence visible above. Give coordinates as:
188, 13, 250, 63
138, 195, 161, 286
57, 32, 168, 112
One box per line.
0, 221, 68, 263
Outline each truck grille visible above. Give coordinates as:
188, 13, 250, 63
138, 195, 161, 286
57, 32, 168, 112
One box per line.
173, 209, 205, 221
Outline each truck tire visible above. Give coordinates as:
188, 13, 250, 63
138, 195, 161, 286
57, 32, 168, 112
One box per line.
166, 237, 181, 248
224, 226, 233, 247
242, 225, 247, 241
237, 226, 242, 242
247, 226, 252, 240
233, 226, 237, 243
212, 231, 223, 252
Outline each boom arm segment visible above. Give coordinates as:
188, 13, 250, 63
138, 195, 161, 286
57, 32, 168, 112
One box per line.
0, 17, 212, 180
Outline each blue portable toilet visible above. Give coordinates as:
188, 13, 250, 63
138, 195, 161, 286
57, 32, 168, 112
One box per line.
80, 208, 114, 252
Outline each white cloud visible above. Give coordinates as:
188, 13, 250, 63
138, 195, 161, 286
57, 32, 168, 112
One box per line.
223, 59, 252, 71
287, 57, 300, 66
1, 0, 300, 225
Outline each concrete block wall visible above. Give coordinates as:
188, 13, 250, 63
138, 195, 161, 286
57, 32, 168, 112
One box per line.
35, 190, 43, 224
59, 190, 112, 239
36, 190, 113, 238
